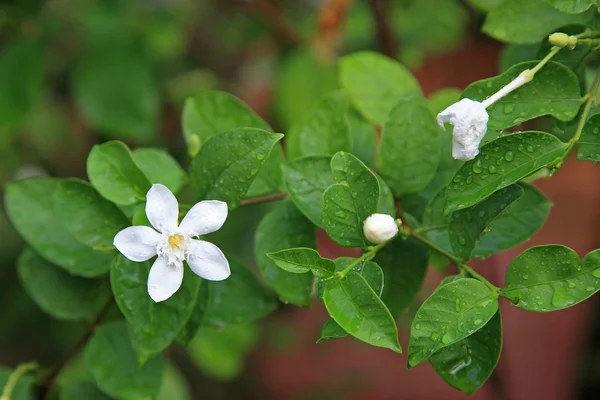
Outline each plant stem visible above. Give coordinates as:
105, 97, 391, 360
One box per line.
529, 46, 561, 75
569, 66, 600, 148
409, 230, 499, 292
0, 362, 38, 400
367, 0, 397, 58
337, 241, 388, 278
238, 192, 288, 207
38, 298, 114, 399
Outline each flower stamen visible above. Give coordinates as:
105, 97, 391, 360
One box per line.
168, 234, 183, 247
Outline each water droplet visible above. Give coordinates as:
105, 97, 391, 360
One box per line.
504, 151, 514, 162
415, 323, 421, 330
517, 144, 524, 152
458, 236, 466, 245
496, 158, 503, 166
455, 299, 461, 312
472, 159, 483, 174
591, 268, 600, 278
442, 332, 454, 345
474, 319, 482, 326
449, 357, 472, 375
526, 145, 535, 153
503, 104, 516, 114
551, 284, 574, 308
466, 176, 473, 184
430, 332, 440, 341
522, 274, 529, 280
568, 282, 576, 288
335, 210, 346, 218
478, 211, 486, 217
488, 165, 497, 174
593, 128, 599, 135
256, 154, 265, 160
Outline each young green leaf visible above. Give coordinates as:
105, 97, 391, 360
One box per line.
53, 179, 129, 251
282, 156, 335, 227
545, 0, 596, 14
73, 47, 159, 142
375, 174, 397, 216
323, 151, 380, 247
316, 258, 385, 301
503, 245, 600, 311
462, 62, 581, 130
380, 93, 441, 195
444, 132, 568, 213
255, 201, 315, 307
317, 319, 349, 344
339, 51, 421, 125
430, 311, 502, 394
132, 148, 187, 194
267, 248, 335, 278
110, 256, 202, 362
348, 109, 376, 167
87, 141, 152, 206
84, 321, 164, 400
18, 248, 111, 320
482, 0, 594, 44
449, 185, 523, 261
407, 278, 499, 368
202, 258, 277, 328
323, 271, 401, 353
190, 128, 283, 209
474, 184, 552, 258
374, 237, 429, 316
177, 285, 209, 346
286, 91, 351, 160
5, 178, 113, 277
577, 113, 600, 162
181, 90, 283, 197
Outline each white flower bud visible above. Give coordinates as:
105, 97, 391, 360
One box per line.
437, 98, 489, 161
363, 213, 398, 244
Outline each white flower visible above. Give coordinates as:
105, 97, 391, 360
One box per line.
437, 98, 489, 161
113, 184, 230, 303
363, 213, 398, 244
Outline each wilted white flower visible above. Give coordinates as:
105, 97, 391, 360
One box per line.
437, 98, 489, 161
114, 184, 230, 303
437, 69, 533, 161
363, 213, 399, 244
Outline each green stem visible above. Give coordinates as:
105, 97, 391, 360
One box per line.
0, 362, 38, 400
568, 66, 600, 150
409, 230, 499, 293
337, 241, 388, 278
529, 46, 561, 76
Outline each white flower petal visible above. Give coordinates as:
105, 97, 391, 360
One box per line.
113, 226, 160, 262
437, 98, 489, 161
147, 256, 183, 302
186, 240, 230, 281
179, 200, 228, 236
146, 184, 179, 233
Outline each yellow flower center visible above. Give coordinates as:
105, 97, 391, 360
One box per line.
168, 234, 183, 247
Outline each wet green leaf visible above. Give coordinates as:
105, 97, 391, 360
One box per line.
503, 245, 600, 311
547, 0, 596, 14
267, 248, 335, 278
132, 148, 187, 194
577, 112, 600, 162
444, 132, 568, 213
317, 319, 348, 343
407, 279, 499, 368
348, 109, 376, 167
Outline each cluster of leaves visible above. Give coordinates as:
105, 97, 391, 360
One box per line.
5, 0, 600, 398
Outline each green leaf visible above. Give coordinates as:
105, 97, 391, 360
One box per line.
53, 179, 129, 251
157, 363, 192, 400
503, 245, 600, 311
444, 132, 568, 213
323, 271, 401, 352
474, 184, 552, 258
546, 0, 596, 14
449, 185, 523, 261
374, 237, 429, 316
282, 156, 335, 227
407, 278, 499, 368
339, 51, 421, 125
84, 321, 164, 400
466, 0, 503, 12
430, 311, 502, 394
323, 152, 380, 247
274, 50, 338, 129
286, 91, 351, 160
110, 256, 202, 361
60, 382, 112, 400
482, 0, 594, 44
267, 248, 335, 278
380, 93, 441, 195
254, 200, 315, 307
463, 62, 582, 130
73, 47, 159, 142
177, 286, 208, 346
5, 178, 113, 277
190, 128, 283, 209
188, 324, 259, 381
87, 141, 152, 206
500, 44, 540, 73
428, 88, 462, 115
18, 248, 111, 320
0, 366, 34, 400
132, 148, 187, 194
181, 90, 283, 198
348, 109, 376, 167
577, 112, 600, 162
317, 319, 349, 344
202, 258, 277, 328
375, 174, 397, 216
0, 39, 43, 134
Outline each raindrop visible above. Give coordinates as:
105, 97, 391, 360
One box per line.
517, 144, 524, 152
526, 145, 535, 153
551, 284, 574, 309
415, 323, 421, 330
488, 165, 498, 174
591, 268, 600, 278
504, 151, 514, 162
472, 159, 483, 174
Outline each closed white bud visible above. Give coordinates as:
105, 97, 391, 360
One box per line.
363, 213, 399, 244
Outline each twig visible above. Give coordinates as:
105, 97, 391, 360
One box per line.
239, 192, 288, 207
367, 0, 397, 58
241, 0, 302, 48
38, 298, 115, 399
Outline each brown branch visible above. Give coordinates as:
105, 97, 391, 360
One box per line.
239, 192, 288, 207
38, 298, 115, 399
241, 0, 302, 48
367, 0, 397, 58
313, 0, 351, 61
